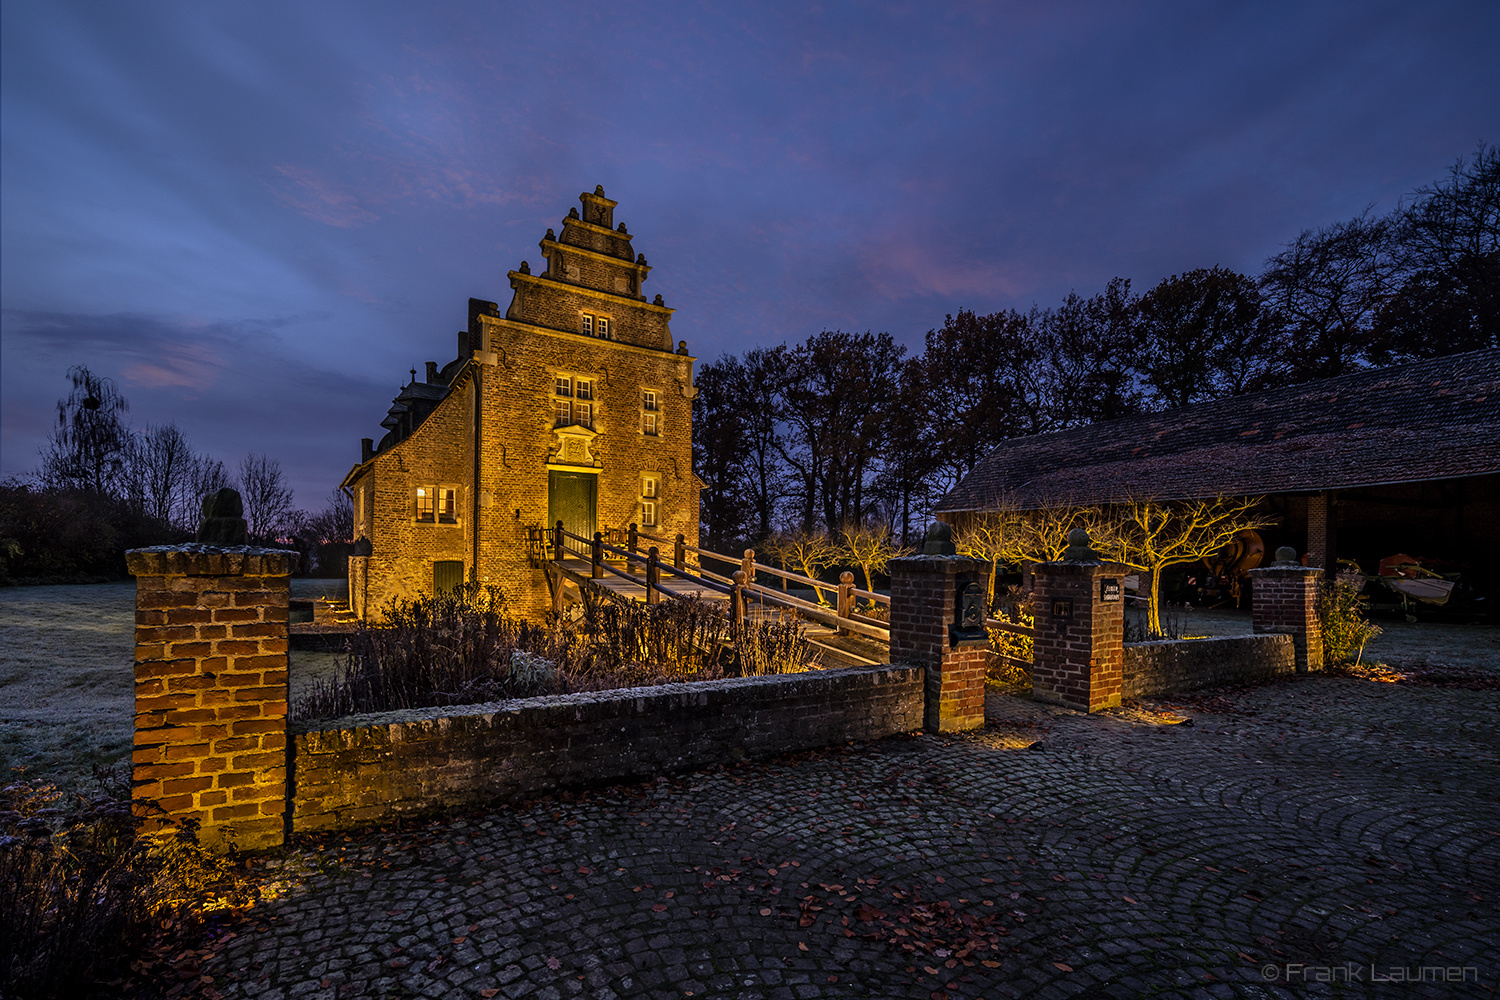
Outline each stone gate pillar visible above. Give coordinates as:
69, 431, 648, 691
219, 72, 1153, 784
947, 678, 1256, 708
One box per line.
1250, 547, 1323, 672
889, 524, 990, 733
127, 545, 296, 851
1030, 530, 1126, 713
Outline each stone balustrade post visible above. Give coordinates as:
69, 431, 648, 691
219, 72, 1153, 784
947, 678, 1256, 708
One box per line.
1250, 547, 1324, 672
888, 524, 990, 733
127, 545, 296, 851
1030, 530, 1126, 713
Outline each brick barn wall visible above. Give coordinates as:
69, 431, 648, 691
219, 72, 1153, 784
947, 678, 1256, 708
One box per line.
290, 664, 923, 833
1122, 634, 1295, 699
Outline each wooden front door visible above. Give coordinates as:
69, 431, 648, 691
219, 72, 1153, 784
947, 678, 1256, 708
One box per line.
433, 560, 464, 595
548, 471, 597, 556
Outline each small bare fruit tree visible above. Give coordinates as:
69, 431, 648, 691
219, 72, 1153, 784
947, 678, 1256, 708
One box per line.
1095, 495, 1274, 636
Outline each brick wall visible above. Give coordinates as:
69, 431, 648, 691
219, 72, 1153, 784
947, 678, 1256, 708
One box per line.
1030, 561, 1126, 713
1250, 563, 1324, 672
127, 546, 295, 850
1122, 634, 1295, 699
290, 665, 923, 833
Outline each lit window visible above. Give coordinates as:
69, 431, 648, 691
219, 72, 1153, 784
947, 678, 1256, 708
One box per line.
575, 379, 592, 400
581, 314, 593, 337
642, 476, 658, 498
555, 376, 572, 397
575, 402, 592, 429
643, 390, 658, 411
555, 398, 572, 426
597, 317, 610, 339
643, 412, 658, 436
416, 485, 459, 524
641, 500, 657, 526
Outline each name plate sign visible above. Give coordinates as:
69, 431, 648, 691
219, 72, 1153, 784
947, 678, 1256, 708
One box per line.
1100, 578, 1121, 602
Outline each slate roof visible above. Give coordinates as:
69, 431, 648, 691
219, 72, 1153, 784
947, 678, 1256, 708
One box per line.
935, 348, 1500, 513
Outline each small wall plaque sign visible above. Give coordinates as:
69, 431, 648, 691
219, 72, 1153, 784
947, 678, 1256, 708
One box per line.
1051, 599, 1073, 621
1100, 578, 1121, 602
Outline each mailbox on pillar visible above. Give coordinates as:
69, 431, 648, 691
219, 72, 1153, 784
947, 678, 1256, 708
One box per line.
950, 579, 987, 648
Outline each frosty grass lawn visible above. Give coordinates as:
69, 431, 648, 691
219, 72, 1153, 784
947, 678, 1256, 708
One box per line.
0, 580, 343, 794
2, 582, 1493, 794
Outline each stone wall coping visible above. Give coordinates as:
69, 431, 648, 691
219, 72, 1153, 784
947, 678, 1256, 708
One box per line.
1124, 633, 1290, 650
1033, 560, 1128, 574
887, 555, 986, 572
291, 662, 918, 736
1247, 565, 1322, 578
126, 544, 299, 578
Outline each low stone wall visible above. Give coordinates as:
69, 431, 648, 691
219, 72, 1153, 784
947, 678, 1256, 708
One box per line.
1122, 633, 1294, 699
290, 664, 923, 833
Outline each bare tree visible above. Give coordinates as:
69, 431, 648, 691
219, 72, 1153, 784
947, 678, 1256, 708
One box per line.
838, 521, 907, 594
121, 423, 200, 529
237, 453, 293, 541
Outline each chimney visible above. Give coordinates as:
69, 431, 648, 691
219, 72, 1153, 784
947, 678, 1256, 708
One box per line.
361, 438, 374, 463
426, 361, 439, 384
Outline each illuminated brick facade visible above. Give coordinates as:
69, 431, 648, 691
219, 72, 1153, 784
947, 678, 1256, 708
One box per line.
343, 188, 699, 620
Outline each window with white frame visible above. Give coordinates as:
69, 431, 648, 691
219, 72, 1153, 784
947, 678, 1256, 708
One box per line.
641, 500, 657, 526
581, 314, 593, 336
415, 485, 458, 524
553, 374, 597, 428
641, 475, 658, 499
597, 317, 610, 339
642, 412, 658, 436
643, 389, 658, 411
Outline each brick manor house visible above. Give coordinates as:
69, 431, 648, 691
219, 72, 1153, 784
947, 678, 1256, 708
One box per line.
341, 187, 700, 620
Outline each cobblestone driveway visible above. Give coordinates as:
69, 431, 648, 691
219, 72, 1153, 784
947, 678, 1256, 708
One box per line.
203, 676, 1499, 999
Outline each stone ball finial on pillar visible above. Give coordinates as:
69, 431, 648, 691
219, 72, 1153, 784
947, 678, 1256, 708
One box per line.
1061, 527, 1100, 563
921, 522, 957, 555
196, 488, 248, 546
1273, 546, 1300, 566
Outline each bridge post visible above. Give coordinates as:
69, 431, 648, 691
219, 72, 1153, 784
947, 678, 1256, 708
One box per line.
731, 570, 747, 638
742, 549, 755, 588
646, 547, 660, 605
554, 520, 565, 562
837, 571, 855, 633
629, 523, 639, 568
592, 532, 603, 579
674, 533, 686, 572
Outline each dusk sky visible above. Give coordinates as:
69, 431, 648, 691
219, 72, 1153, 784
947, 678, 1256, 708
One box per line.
3, 1, 1497, 508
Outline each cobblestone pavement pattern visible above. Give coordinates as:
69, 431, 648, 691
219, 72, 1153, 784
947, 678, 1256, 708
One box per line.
201, 676, 1499, 999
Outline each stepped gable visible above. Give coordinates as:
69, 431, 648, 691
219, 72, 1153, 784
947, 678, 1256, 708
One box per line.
503, 185, 675, 352
936, 348, 1500, 512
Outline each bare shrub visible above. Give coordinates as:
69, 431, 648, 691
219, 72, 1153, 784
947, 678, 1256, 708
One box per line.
294, 585, 818, 721
0, 767, 257, 999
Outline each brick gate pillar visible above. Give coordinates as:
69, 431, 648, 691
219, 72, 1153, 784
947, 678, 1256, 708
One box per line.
1250, 547, 1323, 673
889, 524, 990, 733
1030, 530, 1126, 713
127, 545, 296, 851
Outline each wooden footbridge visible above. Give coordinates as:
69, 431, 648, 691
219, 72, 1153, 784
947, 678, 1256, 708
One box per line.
528, 523, 894, 667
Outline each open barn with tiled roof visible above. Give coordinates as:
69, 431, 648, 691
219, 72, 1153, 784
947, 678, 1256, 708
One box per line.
936, 348, 1500, 614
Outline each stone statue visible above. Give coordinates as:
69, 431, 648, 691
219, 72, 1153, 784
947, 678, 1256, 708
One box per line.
196, 488, 248, 546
